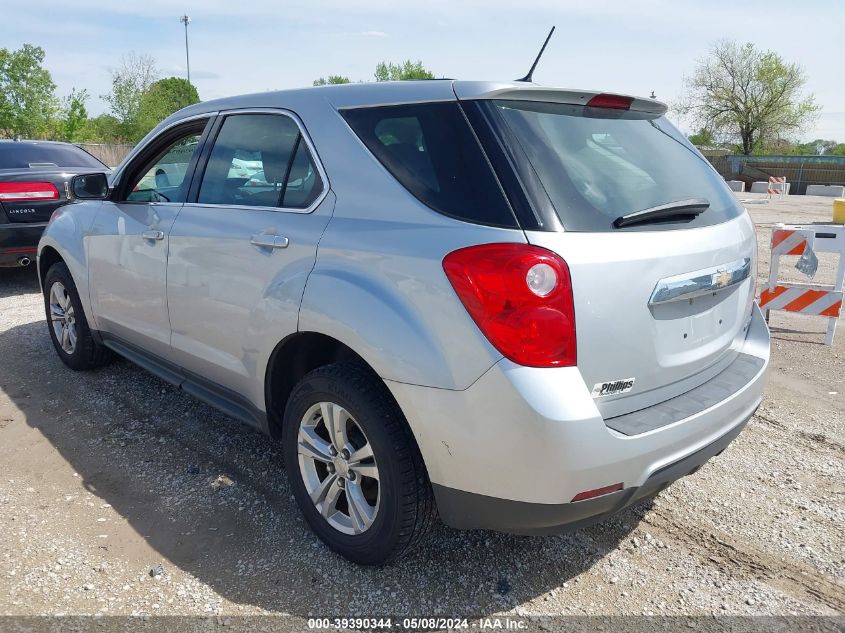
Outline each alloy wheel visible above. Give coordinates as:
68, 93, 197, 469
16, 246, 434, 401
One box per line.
297, 401, 380, 535
49, 281, 77, 355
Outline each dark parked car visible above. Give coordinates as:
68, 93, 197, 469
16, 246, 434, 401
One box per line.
0, 140, 108, 267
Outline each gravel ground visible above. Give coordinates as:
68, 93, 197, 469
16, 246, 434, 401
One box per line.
0, 194, 843, 625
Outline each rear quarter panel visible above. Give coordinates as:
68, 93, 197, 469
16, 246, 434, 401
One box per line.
294, 95, 523, 390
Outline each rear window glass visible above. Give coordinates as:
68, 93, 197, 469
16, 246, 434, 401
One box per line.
485, 100, 742, 231
0, 143, 105, 170
342, 102, 517, 228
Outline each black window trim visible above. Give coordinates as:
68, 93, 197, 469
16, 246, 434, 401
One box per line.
112, 114, 216, 204
184, 108, 329, 215
462, 100, 561, 232
338, 101, 521, 230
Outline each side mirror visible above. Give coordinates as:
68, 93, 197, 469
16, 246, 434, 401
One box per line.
71, 173, 109, 200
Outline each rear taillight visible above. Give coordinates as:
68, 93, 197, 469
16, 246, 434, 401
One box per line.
586, 94, 633, 110
0, 182, 60, 202
443, 243, 576, 368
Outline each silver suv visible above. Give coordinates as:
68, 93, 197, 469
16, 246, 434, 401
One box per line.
37, 81, 770, 565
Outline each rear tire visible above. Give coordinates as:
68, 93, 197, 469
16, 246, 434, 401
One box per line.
43, 262, 111, 371
282, 362, 434, 565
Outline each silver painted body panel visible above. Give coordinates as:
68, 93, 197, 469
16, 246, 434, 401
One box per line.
38, 79, 769, 516
387, 304, 768, 504
37, 201, 101, 322
526, 213, 758, 419
167, 193, 335, 406
87, 201, 181, 359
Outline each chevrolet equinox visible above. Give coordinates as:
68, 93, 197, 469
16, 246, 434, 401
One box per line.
37, 81, 770, 565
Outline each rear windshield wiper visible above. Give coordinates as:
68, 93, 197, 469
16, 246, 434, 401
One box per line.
613, 198, 710, 228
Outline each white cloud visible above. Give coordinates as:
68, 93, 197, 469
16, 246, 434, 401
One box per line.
361, 30, 387, 37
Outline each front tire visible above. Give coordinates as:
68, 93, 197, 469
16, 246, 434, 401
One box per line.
282, 363, 434, 565
43, 262, 111, 371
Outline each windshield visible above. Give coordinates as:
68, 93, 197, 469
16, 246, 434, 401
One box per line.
0, 143, 106, 170
483, 100, 742, 231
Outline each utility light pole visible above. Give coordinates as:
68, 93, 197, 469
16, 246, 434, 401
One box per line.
179, 14, 191, 85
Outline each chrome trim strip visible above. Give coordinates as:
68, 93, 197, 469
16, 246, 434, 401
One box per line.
649, 257, 751, 306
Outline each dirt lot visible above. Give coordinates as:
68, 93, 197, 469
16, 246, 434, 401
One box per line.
0, 194, 843, 625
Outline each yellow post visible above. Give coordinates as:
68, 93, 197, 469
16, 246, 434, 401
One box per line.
834, 199, 845, 225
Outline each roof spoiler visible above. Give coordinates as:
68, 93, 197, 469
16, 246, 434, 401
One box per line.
452, 82, 668, 116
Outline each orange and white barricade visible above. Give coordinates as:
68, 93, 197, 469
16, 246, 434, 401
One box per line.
758, 223, 845, 345
767, 176, 787, 199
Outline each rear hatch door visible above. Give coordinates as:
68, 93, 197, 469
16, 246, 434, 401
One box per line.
466, 94, 756, 417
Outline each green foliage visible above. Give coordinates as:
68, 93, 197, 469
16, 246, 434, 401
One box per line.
688, 128, 716, 147
677, 41, 820, 155
135, 77, 200, 140
86, 114, 122, 143
101, 52, 158, 140
57, 88, 89, 142
313, 75, 351, 86
313, 61, 434, 87
0, 44, 59, 138
374, 60, 434, 81
774, 139, 845, 156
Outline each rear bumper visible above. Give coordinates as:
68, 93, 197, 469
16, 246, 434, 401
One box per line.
0, 223, 46, 267
386, 303, 769, 531
432, 414, 750, 534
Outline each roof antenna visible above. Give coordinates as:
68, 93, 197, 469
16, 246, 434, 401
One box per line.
515, 26, 556, 83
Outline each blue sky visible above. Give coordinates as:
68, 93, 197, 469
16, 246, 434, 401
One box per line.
6, 0, 844, 140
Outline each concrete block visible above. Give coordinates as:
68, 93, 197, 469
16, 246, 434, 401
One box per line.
727, 180, 745, 192
806, 185, 845, 197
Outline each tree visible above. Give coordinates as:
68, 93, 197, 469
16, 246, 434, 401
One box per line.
313, 75, 351, 86
688, 128, 716, 147
804, 139, 841, 155
791, 139, 845, 156
87, 114, 122, 143
677, 41, 819, 155
374, 60, 434, 81
102, 52, 158, 140
0, 44, 59, 138
135, 77, 199, 140
58, 88, 89, 142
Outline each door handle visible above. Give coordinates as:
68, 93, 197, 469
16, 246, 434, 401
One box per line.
141, 229, 165, 241
250, 234, 289, 249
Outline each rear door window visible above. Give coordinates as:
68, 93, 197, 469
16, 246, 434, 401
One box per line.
479, 100, 743, 232
196, 113, 323, 209
342, 102, 518, 228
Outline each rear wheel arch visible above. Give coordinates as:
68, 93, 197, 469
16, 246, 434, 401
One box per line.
265, 332, 385, 441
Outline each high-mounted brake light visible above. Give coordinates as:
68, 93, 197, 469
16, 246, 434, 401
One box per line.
0, 182, 59, 202
586, 94, 634, 110
443, 243, 576, 368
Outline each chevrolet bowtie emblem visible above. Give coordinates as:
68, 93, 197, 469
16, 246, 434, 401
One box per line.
712, 270, 732, 288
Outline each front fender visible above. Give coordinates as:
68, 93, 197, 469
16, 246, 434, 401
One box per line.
37, 201, 102, 328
